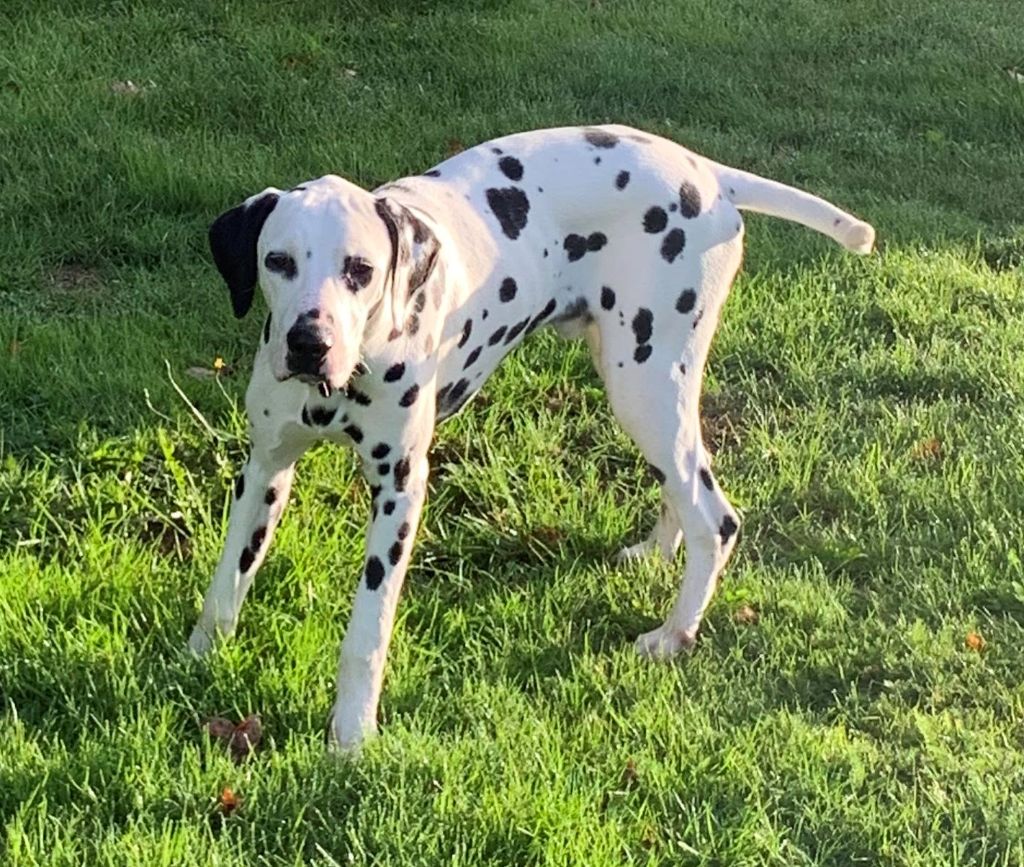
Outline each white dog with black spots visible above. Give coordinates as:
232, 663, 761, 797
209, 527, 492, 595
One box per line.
189, 124, 875, 751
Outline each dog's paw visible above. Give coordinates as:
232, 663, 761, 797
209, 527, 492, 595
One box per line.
616, 540, 655, 565
326, 712, 375, 756
634, 625, 696, 660
187, 625, 217, 657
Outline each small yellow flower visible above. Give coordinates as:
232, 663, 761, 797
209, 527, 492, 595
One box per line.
213, 357, 225, 371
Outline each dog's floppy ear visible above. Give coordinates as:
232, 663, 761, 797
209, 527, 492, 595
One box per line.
374, 197, 441, 333
208, 190, 281, 319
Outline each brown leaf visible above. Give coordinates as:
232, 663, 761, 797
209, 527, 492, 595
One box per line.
965, 631, 986, 652
912, 437, 942, 461
733, 604, 759, 625
620, 758, 639, 789
444, 138, 464, 157
229, 715, 263, 762
204, 716, 237, 741
203, 714, 263, 763
186, 366, 217, 379
218, 787, 241, 815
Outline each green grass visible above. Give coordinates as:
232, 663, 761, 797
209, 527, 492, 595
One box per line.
2, 0, 1024, 863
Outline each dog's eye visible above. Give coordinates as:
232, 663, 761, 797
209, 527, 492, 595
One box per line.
264, 252, 297, 279
343, 256, 374, 290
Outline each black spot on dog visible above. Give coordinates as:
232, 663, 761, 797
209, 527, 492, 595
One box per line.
485, 187, 530, 240
693, 309, 704, 329
719, 515, 738, 544
648, 464, 666, 484
394, 457, 411, 492
676, 289, 697, 314
346, 386, 372, 407
661, 228, 686, 263
263, 313, 272, 343
669, 203, 678, 212
384, 362, 405, 383
309, 406, 336, 426
397, 521, 410, 540
615, 170, 630, 190
679, 363, 687, 376
423, 169, 441, 178
458, 319, 473, 348
583, 128, 619, 148
564, 234, 587, 262
593, 156, 602, 165
499, 277, 517, 302
700, 468, 714, 490
407, 314, 420, 336
488, 326, 508, 346
632, 308, 653, 344
371, 442, 391, 459
399, 384, 420, 407
264, 487, 276, 505
525, 298, 557, 335
600, 286, 616, 310
369, 484, 382, 501
413, 292, 427, 314
491, 147, 503, 155
482, 309, 489, 320
383, 500, 395, 516
239, 548, 254, 573
436, 382, 452, 406
464, 346, 482, 369
301, 406, 312, 426
634, 344, 652, 364
678, 181, 702, 218
377, 462, 390, 476
587, 232, 607, 252
343, 424, 363, 443
234, 474, 245, 500
443, 378, 472, 413
365, 555, 385, 590
553, 297, 590, 325
388, 541, 403, 566
250, 526, 266, 551
498, 156, 524, 181
505, 316, 531, 343
643, 207, 668, 233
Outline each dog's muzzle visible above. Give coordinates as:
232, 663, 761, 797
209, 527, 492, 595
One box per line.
286, 314, 334, 381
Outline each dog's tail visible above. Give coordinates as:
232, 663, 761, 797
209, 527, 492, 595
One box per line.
710, 162, 875, 254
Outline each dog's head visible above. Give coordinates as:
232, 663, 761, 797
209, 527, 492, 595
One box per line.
209, 175, 440, 393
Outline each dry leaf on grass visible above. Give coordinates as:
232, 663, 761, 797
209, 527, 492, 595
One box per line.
203, 714, 263, 763
444, 138, 464, 157
111, 79, 156, 96
186, 357, 236, 379
218, 787, 241, 815
965, 631, 986, 652
733, 604, 759, 625
620, 758, 639, 789
912, 438, 942, 461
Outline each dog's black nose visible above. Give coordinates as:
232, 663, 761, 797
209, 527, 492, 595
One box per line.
286, 320, 334, 375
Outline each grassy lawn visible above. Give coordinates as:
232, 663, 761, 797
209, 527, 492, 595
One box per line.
2, 0, 1024, 863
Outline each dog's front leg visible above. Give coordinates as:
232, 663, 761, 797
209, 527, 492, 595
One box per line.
328, 430, 431, 751
188, 436, 305, 655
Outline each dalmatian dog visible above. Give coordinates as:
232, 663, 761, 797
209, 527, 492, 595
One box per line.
190, 124, 874, 750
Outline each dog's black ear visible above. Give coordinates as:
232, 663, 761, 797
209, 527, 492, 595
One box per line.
208, 191, 280, 318
374, 197, 441, 332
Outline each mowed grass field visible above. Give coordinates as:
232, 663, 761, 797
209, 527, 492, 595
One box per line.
2, 0, 1024, 863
